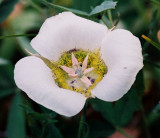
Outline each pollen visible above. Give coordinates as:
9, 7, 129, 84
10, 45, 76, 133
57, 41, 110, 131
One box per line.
51, 49, 107, 97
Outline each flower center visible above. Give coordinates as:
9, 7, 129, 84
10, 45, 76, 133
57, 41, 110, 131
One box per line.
51, 49, 107, 97
75, 68, 83, 78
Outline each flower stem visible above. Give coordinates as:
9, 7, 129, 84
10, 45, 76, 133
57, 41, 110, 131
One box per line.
101, 17, 109, 28
77, 101, 88, 138
27, 0, 44, 14
107, 10, 113, 27
101, 11, 110, 28
116, 126, 132, 138
139, 104, 151, 138
0, 34, 36, 39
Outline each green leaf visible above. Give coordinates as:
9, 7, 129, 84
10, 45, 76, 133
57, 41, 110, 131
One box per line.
0, 64, 15, 89
91, 99, 116, 125
151, 0, 160, 7
20, 104, 61, 138
28, 112, 62, 138
147, 103, 160, 128
39, 105, 57, 118
0, 33, 18, 59
153, 103, 160, 113
73, 0, 104, 13
0, 0, 18, 23
91, 74, 144, 127
16, 37, 37, 55
0, 89, 14, 98
89, 121, 115, 138
6, 92, 26, 138
41, 124, 63, 138
40, 0, 116, 17
10, 8, 43, 33
144, 59, 160, 69
89, 1, 117, 16
28, 112, 57, 124
0, 58, 10, 65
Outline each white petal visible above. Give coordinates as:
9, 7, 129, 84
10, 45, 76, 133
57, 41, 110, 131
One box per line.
14, 56, 86, 117
31, 12, 108, 61
92, 29, 143, 101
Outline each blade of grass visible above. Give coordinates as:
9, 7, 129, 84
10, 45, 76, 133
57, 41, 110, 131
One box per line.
142, 35, 160, 51
0, 34, 36, 39
151, 0, 160, 7
144, 59, 160, 69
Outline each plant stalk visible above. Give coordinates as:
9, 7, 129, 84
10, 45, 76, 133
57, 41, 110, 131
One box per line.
77, 101, 88, 138
107, 10, 113, 27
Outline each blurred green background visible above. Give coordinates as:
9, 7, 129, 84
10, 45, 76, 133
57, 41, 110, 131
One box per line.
0, 0, 160, 138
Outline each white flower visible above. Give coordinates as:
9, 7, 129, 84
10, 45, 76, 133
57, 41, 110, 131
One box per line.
14, 12, 143, 117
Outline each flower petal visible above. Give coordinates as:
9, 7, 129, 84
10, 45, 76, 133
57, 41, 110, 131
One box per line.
14, 56, 86, 117
31, 12, 108, 60
92, 29, 143, 101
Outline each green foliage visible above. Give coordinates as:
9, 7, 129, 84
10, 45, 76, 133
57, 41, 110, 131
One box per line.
20, 104, 62, 138
0, 0, 18, 23
91, 71, 144, 127
40, 0, 89, 17
16, 37, 37, 54
6, 92, 26, 138
0, 89, 14, 98
88, 121, 115, 138
91, 90, 138, 127
151, 0, 160, 7
40, 0, 117, 17
90, 1, 117, 16
0, 63, 16, 98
